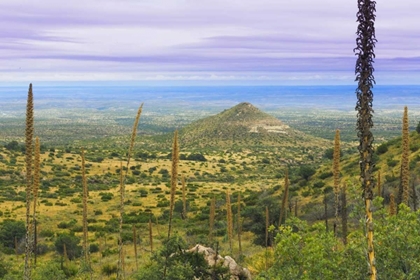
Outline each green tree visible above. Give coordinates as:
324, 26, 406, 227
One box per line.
257, 217, 374, 279
32, 261, 66, 280
243, 192, 280, 246
298, 165, 316, 181
375, 204, 420, 278
0, 220, 25, 251
54, 233, 81, 260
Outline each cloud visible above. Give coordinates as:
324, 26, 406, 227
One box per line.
0, 0, 419, 83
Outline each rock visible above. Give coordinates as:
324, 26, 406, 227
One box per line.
186, 244, 252, 280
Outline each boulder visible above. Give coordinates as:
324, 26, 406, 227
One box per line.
186, 244, 252, 280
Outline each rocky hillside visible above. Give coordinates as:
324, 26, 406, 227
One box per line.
178, 102, 329, 150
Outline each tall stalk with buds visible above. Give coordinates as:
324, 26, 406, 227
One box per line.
81, 148, 90, 270
399, 106, 410, 205
181, 175, 187, 220
33, 137, 40, 265
355, 0, 378, 277
237, 193, 242, 257
117, 103, 143, 280
24, 84, 34, 280
333, 129, 341, 236
226, 191, 233, 255
168, 130, 179, 240
209, 197, 216, 243
279, 169, 289, 225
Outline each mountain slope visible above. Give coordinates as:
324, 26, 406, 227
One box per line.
178, 102, 328, 149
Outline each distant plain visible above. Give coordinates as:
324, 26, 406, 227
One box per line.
1, 85, 419, 144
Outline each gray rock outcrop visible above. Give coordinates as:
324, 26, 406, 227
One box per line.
186, 244, 252, 280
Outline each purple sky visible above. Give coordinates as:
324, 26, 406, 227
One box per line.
0, 0, 419, 85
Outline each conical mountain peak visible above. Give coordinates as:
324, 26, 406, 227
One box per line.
179, 102, 297, 147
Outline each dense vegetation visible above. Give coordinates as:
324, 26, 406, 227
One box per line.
1, 3, 420, 278
1, 90, 420, 279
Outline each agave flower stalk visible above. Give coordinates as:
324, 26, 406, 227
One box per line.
24, 84, 34, 280
355, 0, 378, 277
399, 106, 410, 205
333, 129, 341, 237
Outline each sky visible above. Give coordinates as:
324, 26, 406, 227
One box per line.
0, 0, 419, 85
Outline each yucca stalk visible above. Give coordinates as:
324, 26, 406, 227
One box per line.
237, 192, 242, 258
341, 183, 348, 245
265, 206, 269, 247
265, 206, 269, 270
33, 137, 40, 265
117, 103, 143, 280
15, 236, 18, 259
132, 225, 138, 270
333, 129, 341, 236
324, 192, 329, 232
24, 83, 34, 280
168, 130, 179, 240
149, 215, 153, 253
389, 193, 396, 216
399, 106, 410, 205
63, 243, 69, 265
80, 148, 90, 269
209, 197, 216, 243
117, 162, 125, 280
377, 171, 382, 197
126, 104, 143, 171
412, 176, 418, 211
355, 0, 377, 277
279, 169, 289, 225
226, 190, 233, 255
181, 175, 187, 220
164, 130, 179, 278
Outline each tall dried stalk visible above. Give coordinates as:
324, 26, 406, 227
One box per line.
265, 206, 269, 247
209, 197, 216, 242
341, 183, 348, 245
167, 130, 179, 240
377, 171, 382, 197
24, 83, 34, 280
133, 225, 138, 270
226, 191, 233, 255
412, 176, 418, 211
80, 148, 90, 269
181, 175, 187, 220
399, 106, 410, 205
117, 103, 143, 280
164, 130, 179, 278
389, 193, 396, 216
324, 192, 329, 232
33, 137, 40, 265
333, 129, 341, 236
126, 104, 143, 172
149, 215, 153, 253
265, 206, 269, 270
237, 193, 242, 258
279, 169, 289, 225
63, 243, 69, 267
15, 236, 18, 260
117, 162, 125, 280
355, 0, 377, 277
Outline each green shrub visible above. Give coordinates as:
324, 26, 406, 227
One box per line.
54, 232, 81, 260
39, 229, 55, 238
